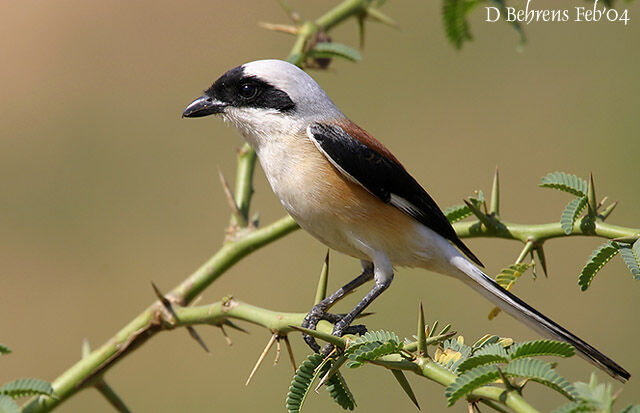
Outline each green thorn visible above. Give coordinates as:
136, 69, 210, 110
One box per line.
587, 173, 597, 219
314, 250, 330, 305
316, 354, 348, 391
83, 339, 132, 412
289, 325, 346, 348
417, 302, 427, 356
612, 235, 640, 244
223, 319, 249, 334
495, 366, 518, 393
366, 7, 399, 28
404, 331, 456, 353
464, 199, 494, 229
490, 167, 500, 216
357, 13, 366, 49
535, 245, 548, 278
94, 380, 132, 413
390, 369, 420, 410
515, 241, 535, 264
599, 200, 618, 221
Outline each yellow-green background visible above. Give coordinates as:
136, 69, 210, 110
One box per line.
1, 1, 638, 411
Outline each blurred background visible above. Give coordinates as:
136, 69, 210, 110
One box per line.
1, 0, 638, 411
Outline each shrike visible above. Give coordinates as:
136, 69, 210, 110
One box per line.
183, 59, 629, 382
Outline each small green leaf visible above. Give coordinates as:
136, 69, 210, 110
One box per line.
326, 370, 356, 411
503, 358, 578, 400
0, 345, 11, 356
444, 190, 484, 223
561, 197, 587, 235
445, 364, 500, 406
578, 241, 620, 291
540, 172, 588, 197
572, 373, 614, 411
619, 240, 640, 280
0, 395, 19, 413
620, 405, 640, 413
309, 42, 361, 62
0, 378, 54, 399
508, 340, 575, 359
345, 340, 402, 368
444, 204, 473, 223
489, 263, 532, 319
457, 353, 508, 373
286, 354, 326, 413
442, 0, 477, 49
494, 263, 533, 290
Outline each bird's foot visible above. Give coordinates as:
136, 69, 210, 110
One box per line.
319, 319, 366, 355
302, 304, 367, 353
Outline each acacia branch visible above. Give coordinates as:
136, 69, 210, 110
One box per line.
19, 0, 640, 411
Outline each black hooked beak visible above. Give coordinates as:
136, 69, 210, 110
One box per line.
182, 95, 226, 118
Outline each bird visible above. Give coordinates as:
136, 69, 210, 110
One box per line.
182, 59, 630, 382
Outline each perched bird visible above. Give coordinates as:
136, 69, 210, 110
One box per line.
183, 59, 630, 382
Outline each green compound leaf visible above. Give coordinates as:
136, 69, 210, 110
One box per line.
0, 345, 11, 356
619, 240, 640, 280
503, 358, 578, 400
540, 172, 588, 197
442, 0, 478, 49
445, 364, 500, 406
572, 373, 614, 411
344, 330, 403, 368
345, 341, 403, 368
578, 241, 620, 291
0, 378, 54, 399
0, 395, 19, 413
309, 42, 361, 63
489, 263, 532, 319
456, 353, 508, 373
457, 342, 509, 373
494, 263, 533, 290
444, 204, 473, 223
561, 197, 587, 235
326, 371, 356, 411
286, 354, 326, 413
508, 340, 575, 359
444, 190, 484, 223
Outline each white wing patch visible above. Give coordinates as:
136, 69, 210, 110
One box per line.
390, 194, 423, 219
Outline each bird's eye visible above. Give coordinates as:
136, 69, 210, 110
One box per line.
238, 83, 258, 99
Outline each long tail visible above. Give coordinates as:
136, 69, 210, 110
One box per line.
452, 256, 630, 382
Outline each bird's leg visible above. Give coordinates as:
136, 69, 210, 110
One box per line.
302, 262, 374, 352
320, 264, 394, 355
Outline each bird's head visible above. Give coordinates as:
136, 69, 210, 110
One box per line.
183, 59, 342, 142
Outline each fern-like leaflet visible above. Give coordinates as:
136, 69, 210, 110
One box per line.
489, 262, 533, 319
578, 241, 620, 291
619, 240, 640, 280
561, 196, 588, 235
540, 172, 588, 197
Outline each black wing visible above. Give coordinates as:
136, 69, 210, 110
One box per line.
308, 122, 483, 267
